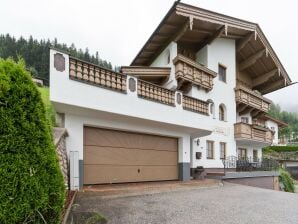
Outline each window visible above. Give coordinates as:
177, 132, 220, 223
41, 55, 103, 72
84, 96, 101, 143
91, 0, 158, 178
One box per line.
237, 148, 247, 159
253, 150, 258, 162
219, 104, 225, 121
241, 117, 249, 124
206, 140, 214, 159
218, 64, 226, 82
220, 142, 226, 159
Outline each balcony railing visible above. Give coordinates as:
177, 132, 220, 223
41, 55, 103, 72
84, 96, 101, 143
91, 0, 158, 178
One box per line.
68, 57, 209, 115
173, 54, 217, 91
234, 122, 273, 144
235, 85, 271, 113
222, 156, 279, 172
69, 57, 127, 92
183, 95, 209, 115
137, 79, 175, 106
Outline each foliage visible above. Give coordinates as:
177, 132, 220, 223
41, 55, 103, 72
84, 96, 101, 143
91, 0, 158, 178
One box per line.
0, 58, 65, 223
263, 145, 298, 153
279, 168, 295, 193
38, 87, 55, 126
0, 33, 115, 86
269, 103, 298, 141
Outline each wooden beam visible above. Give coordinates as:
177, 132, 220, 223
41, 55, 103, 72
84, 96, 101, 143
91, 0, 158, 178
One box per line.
262, 79, 285, 94
146, 19, 189, 65
252, 68, 278, 87
237, 32, 254, 52
197, 25, 225, 51
237, 104, 248, 114
174, 21, 190, 42
239, 107, 254, 116
239, 49, 266, 71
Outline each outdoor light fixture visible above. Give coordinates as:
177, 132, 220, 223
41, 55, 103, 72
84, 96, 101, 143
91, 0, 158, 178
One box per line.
195, 138, 200, 146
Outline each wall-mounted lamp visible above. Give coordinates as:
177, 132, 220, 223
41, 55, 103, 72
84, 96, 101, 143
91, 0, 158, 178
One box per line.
195, 138, 200, 146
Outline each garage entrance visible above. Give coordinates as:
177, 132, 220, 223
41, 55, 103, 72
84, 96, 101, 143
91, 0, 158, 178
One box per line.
83, 127, 178, 185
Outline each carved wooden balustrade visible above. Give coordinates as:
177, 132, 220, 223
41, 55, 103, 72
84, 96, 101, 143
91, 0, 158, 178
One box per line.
235, 85, 271, 113
234, 122, 273, 144
173, 54, 217, 92
182, 95, 209, 115
68, 57, 210, 115
137, 79, 175, 106
69, 57, 127, 92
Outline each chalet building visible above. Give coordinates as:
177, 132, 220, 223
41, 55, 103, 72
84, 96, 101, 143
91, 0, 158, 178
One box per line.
50, 2, 291, 190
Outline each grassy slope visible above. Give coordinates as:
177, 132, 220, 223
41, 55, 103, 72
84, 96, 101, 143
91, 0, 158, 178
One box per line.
38, 87, 55, 126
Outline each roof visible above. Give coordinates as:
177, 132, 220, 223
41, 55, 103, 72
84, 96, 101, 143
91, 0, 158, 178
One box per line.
130, 1, 291, 94
264, 115, 288, 128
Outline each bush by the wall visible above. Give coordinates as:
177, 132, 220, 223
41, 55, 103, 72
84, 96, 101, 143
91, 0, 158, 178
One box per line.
279, 168, 295, 193
263, 145, 298, 153
0, 58, 65, 223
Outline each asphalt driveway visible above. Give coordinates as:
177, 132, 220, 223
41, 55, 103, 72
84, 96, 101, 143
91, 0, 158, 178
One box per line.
72, 183, 298, 224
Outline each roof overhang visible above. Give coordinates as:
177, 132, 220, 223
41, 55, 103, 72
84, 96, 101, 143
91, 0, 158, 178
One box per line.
263, 115, 288, 128
130, 2, 291, 94
121, 66, 171, 84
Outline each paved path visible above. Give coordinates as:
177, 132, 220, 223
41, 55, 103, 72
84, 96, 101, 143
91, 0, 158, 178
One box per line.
73, 183, 298, 224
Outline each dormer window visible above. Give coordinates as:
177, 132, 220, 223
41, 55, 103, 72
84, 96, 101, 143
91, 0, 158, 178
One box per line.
218, 64, 226, 82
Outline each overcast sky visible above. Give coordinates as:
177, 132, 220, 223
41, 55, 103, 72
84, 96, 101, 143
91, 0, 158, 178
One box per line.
1, 0, 298, 111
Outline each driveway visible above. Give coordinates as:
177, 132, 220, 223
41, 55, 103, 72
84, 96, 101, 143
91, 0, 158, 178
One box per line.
72, 183, 298, 224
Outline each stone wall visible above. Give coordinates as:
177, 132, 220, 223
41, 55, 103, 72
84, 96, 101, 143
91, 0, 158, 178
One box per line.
53, 127, 69, 189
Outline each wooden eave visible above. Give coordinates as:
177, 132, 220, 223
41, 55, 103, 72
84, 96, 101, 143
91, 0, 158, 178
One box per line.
130, 2, 291, 94
263, 115, 288, 128
121, 66, 171, 85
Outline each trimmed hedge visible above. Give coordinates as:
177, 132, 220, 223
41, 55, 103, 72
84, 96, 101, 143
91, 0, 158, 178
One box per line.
0, 58, 65, 223
279, 168, 295, 193
263, 145, 298, 153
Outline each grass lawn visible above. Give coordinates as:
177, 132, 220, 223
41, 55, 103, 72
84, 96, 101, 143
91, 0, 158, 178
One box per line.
38, 87, 56, 126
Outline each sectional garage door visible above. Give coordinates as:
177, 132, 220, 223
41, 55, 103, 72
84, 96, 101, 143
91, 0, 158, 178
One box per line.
84, 127, 178, 185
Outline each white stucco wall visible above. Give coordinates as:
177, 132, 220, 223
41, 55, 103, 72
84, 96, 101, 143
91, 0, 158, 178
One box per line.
50, 49, 216, 139
63, 111, 191, 163
236, 112, 253, 124
191, 38, 237, 168
236, 144, 263, 160
266, 120, 279, 144
151, 41, 177, 90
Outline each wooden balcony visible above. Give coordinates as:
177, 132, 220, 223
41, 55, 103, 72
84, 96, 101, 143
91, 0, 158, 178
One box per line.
173, 54, 217, 92
182, 95, 209, 115
234, 122, 273, 144
235, 85, 271, 117
137, 79, 175, 106
69, 57, 127, 92
69, 57, 209, 115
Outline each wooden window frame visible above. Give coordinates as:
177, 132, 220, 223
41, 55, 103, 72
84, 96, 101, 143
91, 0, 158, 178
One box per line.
206, 140, 214, 159
253, 149, 258, 162
220, 142, 226, 160
218, 63, 227, 83
237, 148, 247, 159
219, 105, 225, 121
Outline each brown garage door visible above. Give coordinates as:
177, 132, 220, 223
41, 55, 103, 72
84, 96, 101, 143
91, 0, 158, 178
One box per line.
84, 127, 178, 185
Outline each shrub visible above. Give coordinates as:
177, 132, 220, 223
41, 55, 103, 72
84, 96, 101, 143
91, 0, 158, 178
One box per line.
263, 145, 298, 153
0, 58, 65, 223
279, 168, 295, 193
38, 87, 56, 126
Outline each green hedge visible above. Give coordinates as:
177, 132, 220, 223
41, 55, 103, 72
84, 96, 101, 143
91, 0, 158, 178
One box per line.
279, 168, 295, 193
263, 146, 298, 153
0, 58, 65, 223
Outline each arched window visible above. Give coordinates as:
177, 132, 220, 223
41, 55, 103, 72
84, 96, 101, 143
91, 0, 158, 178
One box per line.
207, 99, 215, 118
219, 104, 226, 121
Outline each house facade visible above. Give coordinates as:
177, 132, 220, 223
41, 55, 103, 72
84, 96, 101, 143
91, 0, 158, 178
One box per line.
50, 2, 291, 190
